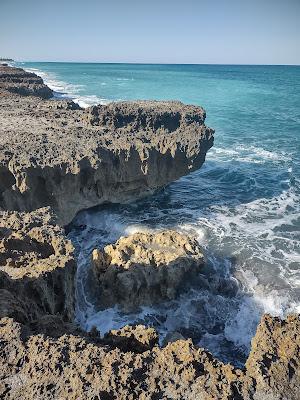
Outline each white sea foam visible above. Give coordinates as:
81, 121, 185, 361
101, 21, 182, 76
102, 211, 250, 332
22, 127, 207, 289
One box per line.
70, 182, 299, 366
23, 66, 108, 108
71, 176, 299, 348
209, 144, 291, 164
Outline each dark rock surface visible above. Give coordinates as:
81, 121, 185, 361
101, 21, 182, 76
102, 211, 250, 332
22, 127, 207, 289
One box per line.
0, 65, 53, 98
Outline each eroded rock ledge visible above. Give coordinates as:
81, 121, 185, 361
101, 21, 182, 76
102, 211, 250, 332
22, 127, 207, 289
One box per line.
0, 314, 299, 399
0, 213, 299, 399
0, 65, 214, 226
0, 65, 53, 98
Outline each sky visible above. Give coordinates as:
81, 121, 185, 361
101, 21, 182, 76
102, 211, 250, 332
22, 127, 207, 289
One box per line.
0, 0, 299, 64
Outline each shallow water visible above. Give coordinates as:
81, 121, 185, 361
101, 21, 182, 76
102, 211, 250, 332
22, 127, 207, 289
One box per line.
16, 62, 300, 367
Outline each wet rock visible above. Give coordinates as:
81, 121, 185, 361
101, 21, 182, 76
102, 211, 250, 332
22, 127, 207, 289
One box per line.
92, 230, 205, 310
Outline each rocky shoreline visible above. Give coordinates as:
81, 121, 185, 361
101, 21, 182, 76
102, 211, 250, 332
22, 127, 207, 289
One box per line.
0, 65, 299, 399
0, 65, 214, 225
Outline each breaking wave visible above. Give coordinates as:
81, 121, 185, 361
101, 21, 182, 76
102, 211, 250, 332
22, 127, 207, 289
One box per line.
69, 143, 299, 368
21, 66, 108, 108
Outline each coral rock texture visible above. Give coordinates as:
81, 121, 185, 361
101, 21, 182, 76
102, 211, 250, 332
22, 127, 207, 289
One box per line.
91, 230, 205, 310
0, 208, 76, 324
0, 315, 299, 399
104, 324, 159, 353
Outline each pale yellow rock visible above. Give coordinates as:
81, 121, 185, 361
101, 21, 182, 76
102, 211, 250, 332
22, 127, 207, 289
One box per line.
91, 230, 205, 310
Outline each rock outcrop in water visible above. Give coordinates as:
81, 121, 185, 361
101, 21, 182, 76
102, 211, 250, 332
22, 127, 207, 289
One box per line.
0, 65, 214, 226
92, 230, 205, 310
0, 65, 299, 399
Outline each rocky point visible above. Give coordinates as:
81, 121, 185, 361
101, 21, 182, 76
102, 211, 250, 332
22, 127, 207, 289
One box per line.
0, 64, 299, 400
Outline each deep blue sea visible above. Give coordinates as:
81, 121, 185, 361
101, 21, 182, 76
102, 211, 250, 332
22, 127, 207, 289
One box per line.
15, 62, 300, 366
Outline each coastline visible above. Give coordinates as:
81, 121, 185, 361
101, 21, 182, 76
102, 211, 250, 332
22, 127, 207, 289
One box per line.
0, 64, 299, 399
11, 61, 109, 108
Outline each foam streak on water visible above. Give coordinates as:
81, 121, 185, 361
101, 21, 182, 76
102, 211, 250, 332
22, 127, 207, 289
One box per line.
16, 62, 299, 367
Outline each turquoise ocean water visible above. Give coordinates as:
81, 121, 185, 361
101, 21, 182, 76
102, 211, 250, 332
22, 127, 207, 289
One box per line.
15, 62, 300, 366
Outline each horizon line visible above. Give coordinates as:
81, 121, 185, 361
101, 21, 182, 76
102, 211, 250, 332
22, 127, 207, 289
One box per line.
12, 60, 300, 67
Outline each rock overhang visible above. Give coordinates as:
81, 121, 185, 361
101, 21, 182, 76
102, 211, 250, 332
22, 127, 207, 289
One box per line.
0, 66, 214, 226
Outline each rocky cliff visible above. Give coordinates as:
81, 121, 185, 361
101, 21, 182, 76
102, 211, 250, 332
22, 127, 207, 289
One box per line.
0, 65, 214, 226
0, 65, 53, 98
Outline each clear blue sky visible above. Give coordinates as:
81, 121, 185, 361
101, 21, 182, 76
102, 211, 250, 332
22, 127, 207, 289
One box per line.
0, 0, 299, 64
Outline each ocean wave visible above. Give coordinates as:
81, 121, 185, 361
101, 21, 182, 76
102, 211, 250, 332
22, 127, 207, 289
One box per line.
209, 144, 291, 164
47, 62, 300, 367
69, 178, 299, 367
22, 66, 108, 108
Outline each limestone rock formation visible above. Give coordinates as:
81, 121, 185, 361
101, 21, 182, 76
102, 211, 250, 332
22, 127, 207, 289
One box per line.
243, 314, 300, 400
0, 65, 214, 225
91, 230, 205, 310
0, 314, 299, 399
0, 208, 76, 324
0, 65, 299, 400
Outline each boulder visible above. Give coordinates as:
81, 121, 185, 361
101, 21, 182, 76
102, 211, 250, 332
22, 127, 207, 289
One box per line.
91, 230, 205, 310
